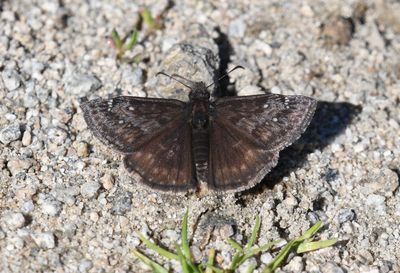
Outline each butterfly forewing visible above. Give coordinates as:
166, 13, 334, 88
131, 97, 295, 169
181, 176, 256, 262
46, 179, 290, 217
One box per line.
81, 96, 187, 153
214, 94, 317, 151
208, 94, 316, 191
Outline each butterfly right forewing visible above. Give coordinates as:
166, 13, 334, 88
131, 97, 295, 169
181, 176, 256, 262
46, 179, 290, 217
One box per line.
81, 96, 187, 153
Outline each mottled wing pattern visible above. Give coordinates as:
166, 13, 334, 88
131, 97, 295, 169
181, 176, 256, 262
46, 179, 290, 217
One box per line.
124, 117, 195, 192
81, 96, 195, 191
208, 117, 279, 191
81, 96, 186, 153
209, 94, 316, 191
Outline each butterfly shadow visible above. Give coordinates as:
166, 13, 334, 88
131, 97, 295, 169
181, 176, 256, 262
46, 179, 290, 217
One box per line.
239, 100, 362, 197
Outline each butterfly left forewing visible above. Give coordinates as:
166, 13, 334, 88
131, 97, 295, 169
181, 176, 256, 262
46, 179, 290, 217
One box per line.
214, 94, 317, 152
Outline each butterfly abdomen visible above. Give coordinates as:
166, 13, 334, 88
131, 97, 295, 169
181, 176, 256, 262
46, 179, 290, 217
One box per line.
192, 128, 209, 183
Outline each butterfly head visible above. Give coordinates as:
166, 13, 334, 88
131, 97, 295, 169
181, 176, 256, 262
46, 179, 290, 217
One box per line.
188, 81, 210, 101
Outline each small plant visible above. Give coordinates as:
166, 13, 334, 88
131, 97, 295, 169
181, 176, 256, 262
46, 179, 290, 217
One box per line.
140, 7, 163, 31
108, 28, 139, 60
132, 210, 337, 273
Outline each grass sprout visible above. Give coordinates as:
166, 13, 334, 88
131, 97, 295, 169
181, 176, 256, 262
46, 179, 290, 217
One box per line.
140, 7, 163, 31
109, 28, 139, 60
132, 211, 337, 273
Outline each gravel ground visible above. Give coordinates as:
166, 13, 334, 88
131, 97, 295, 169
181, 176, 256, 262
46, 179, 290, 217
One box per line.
1, 0, 400, 272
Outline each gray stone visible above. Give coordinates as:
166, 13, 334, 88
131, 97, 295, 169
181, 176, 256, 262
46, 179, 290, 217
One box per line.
1, 69, 21, 91
31, 232, 56, 249
338, 208, 355, 223
110, 189, 133, 215
64, 71, 102, 96
154, 42, 219, 101
0, 123, 21, 144
78, 259, 93, 272
121, 66, 143, 86
366, 194, 386, 215
80, 181, 101, 198
40, 199, 62, 216
228, 18, 247, 38
2, 212, 25, 230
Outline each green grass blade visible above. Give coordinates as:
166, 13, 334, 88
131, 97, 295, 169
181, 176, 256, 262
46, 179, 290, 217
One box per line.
245, 262, 257, 273
245, 215, 261, 249
111, 28, 123, 49
257, 240, 281, 253
181, 210, 191, 260
229, 252, 245, 270
175, 244, 191, 273
136, 231, 179, 260
202, 264, 224, 273
125, 29, 138, 50
132, 249, 169, 273
297, 239, 337, 253
296, 221, 322, 241
205, 248, 215, 273
227, 238, 243, 251
141, 7, 161, 29
263, 240, 296, 272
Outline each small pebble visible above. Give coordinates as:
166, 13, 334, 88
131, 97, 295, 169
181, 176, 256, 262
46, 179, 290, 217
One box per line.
76, 142, 89, 157
284, 256, 304, 271
64, 71, 102, 96
219, 224, 235, 239
260, 252, 273, 264
80, 181, 101, 198
2, 212, 26, 230
40, 200, 62, 216
1, 69, 21, 90
101, 173, 114, 190
78, 259, 93, 272
338, 208, 355, 223
229, 18, 247, 38
366, 194, 386, 215
31, 232, 56, 249
110, 189, 132, 215
0, 123, 21, 145
22, 130, 32, 146
7, 159, 34, 176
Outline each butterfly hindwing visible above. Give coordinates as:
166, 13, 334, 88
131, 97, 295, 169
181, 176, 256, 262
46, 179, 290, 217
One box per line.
208, 116, 279, 191
123, 117, 195, 192
81, 96, 187, 153
208, 94, 316, 191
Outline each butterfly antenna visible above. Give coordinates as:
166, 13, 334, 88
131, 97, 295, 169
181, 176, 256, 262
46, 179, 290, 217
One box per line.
156, 72, 193, 90
206, 65, 245, 89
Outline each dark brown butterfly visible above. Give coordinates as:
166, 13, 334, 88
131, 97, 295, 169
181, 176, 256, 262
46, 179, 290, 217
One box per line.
81, 67, 316, 194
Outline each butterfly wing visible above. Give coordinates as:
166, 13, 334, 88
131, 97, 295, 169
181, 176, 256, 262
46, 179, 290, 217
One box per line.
208, 94, 316, 191
81, 96, 195, 191
81, 96, 187, 153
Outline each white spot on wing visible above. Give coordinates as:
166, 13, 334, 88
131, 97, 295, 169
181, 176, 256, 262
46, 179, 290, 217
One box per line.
263, 104, 269, 108
272, 118, 278, 122
128, 106, 134, 111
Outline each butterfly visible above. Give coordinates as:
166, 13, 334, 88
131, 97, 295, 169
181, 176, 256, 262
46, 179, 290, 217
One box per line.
81, 66, 317, 194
